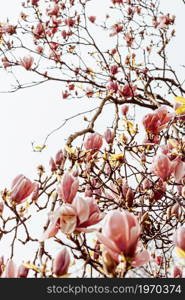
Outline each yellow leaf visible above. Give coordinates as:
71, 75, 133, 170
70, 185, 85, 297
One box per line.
58, 273, 71, 278
102, 152, 108, 160
64, 145, 75, 154
110, 153, 124, 161
114, 54, 120, 63
175, 247, 185, 259
22, 262, 41, 273
175, 105, 185, 114
174, 96, 185, 105
123, 120, 137, 134
34, 145, 46, 150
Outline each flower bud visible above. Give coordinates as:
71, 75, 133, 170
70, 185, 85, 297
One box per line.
171, 266, 182, 278
84, 133, 103, 150
10, 174, 36, 204
121, 105, 129, 116
17, 264, 29, 278
58, 173, 79, 204
53, 248, 70, 276
55, 150, 64, 166
104, 129, 115, 144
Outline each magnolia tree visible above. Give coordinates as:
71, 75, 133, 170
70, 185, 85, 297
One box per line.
0, 0, 185, 278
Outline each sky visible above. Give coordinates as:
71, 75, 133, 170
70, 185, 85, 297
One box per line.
0, 0, 184, 189
0, 0, 185, 265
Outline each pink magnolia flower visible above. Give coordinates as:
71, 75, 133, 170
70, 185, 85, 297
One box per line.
20, 56, 34, 70
125, 33, 134, 46
157, 14, 175, 29
0, 24, 16, 35
106, 81, 118, 93
55, 149, 64, 166
17, 264, 29, 278
65, 18, 75, 27
1, 57, 13, 68
110, 23, 123, 36
33, 23, 45, 38
88, 16, 96, 23
173, 226, 185, 252
84, 133, 103, 150
143, 106, 173, 134
36, 46, 43, 54
58, 173, 79, 204
172, 158, 185, 182
53, 248, 70, 276
104, 129, 115, 144
121, 105, 129, 116
110, 65, 119, 75
31, 0, 40, 5
171, 266, 182, 278
119, 84, 137, 98
42, 197, 102, 239
47, 4, 60, 17
31, 183, 40, 202
151, 154, 173, 181
49, 157, 57, 172
1, 259, 17, 278
10, 174, 36, 204
74, 197, 102, 231
97, 210, 150, 267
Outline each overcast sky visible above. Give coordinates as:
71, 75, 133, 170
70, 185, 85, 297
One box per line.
0, 0, 184, 188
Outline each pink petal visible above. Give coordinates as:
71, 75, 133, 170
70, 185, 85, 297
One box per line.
132, 249, 150, 267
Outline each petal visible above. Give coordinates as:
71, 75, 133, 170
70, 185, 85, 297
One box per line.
97, 232, 120, 254
132, 249, 150, 268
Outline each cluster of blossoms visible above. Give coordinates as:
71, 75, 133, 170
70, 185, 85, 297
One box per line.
0, 0, 185, 278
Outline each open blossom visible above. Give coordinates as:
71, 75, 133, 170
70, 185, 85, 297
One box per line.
33, 23, 45, 37
10, 174, 36, 204
53, 248, 70, 276
156, 14, 175, 29
84, 133, 103, 150
173, 227, 185, 253
106, 81, 118, 93
119, 84, 137, 98
172, 158, 185, 182
58, 173, 79, 204
65, 18, 75, 27
42, 197, 102, 239
0, 24, 16, 35
151, 154, 173, 181
143, 106, 173, 134
110, 23, 123, 36
47, 4, 60, 17
20, 56, 34, 70
97, 210, 149, 267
